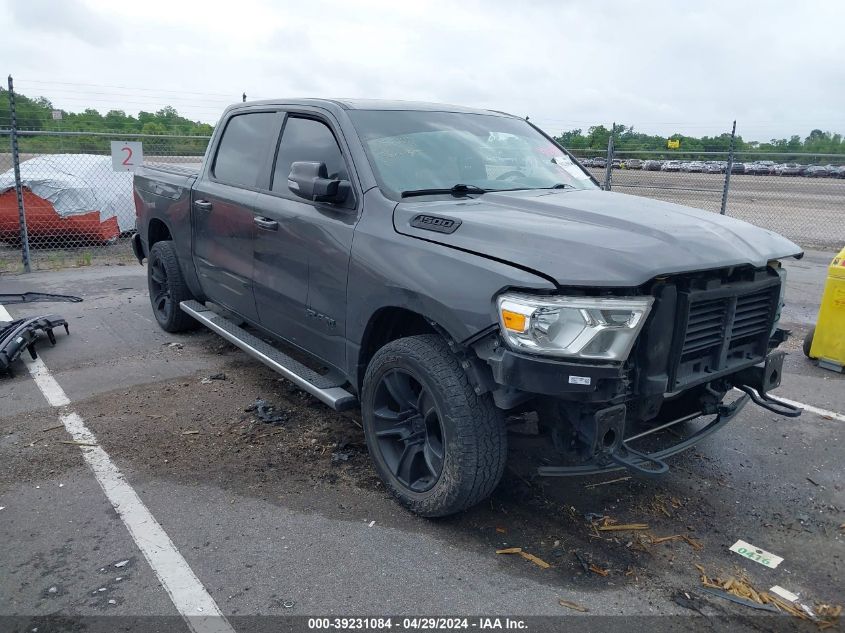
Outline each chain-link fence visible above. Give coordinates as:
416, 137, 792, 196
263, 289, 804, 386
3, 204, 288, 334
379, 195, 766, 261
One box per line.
2, 124, 844, 274
0, 129, 208, 272
570, 148, 845, 250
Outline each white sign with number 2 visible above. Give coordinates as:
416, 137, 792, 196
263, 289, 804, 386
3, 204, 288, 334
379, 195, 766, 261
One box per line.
111, 141, 143, 172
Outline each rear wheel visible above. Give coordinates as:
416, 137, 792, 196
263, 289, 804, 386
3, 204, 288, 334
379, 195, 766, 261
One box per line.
147, 241, 198, 333
362, 335, 507, 517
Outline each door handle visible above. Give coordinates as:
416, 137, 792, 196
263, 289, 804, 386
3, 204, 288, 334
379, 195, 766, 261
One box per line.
254, 216, 279, 231
194, 200, 213, 212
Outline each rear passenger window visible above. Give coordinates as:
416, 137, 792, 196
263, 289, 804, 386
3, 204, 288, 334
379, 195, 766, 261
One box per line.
272, 117, 347, 192
213, 112, 276, 187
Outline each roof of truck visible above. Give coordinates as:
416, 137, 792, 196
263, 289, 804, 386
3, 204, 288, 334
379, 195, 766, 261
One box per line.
237, 98, 516, 117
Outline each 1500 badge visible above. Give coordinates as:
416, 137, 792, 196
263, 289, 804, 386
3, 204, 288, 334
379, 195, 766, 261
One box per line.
410, 214, 462, 234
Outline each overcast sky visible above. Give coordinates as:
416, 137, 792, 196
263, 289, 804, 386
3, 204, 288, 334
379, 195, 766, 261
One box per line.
2, 0, 843, 140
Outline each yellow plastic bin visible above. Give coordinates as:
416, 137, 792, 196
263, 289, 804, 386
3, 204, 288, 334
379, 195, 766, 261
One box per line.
805, 246, 845, 372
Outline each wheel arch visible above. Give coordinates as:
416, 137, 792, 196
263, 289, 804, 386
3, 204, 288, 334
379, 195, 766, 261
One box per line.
147, 217, 173, 249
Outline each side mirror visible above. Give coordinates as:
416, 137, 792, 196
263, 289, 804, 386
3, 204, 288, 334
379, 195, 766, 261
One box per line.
287, 161, 349, 204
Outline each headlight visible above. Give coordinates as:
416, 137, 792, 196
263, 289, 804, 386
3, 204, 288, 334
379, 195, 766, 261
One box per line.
496, 293, 654, 361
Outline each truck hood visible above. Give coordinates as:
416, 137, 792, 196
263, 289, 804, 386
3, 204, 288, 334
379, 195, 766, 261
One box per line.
393, 189, 802, 287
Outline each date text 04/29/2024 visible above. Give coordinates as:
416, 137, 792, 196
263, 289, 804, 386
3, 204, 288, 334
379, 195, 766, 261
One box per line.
307, 618, 529, 630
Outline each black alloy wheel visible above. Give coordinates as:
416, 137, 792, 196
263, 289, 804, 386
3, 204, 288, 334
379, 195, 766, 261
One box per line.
371, 368, 445, 492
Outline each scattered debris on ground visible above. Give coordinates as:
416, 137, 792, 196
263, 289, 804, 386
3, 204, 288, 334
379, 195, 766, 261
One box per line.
770, 585, 801, 603
584, 476, 631, 489
496, 547, 551, 569
558, 599, 588, 612
647, 534, 703, 550
201, 372, 227, 384
0, 292, 83, 305
244, 398, 287, 425
593, 516, 650, 532
696, 565, 842, 628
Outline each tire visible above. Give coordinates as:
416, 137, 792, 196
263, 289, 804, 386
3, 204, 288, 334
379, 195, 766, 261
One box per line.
361, 334, 507, 517
147, 240, 198, 333
803, 327, 816, 358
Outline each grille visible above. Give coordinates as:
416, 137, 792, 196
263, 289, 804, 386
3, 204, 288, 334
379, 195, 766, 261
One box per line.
671, 279, 780, 389
730, 289, 775, 344
681, 298, 729, 359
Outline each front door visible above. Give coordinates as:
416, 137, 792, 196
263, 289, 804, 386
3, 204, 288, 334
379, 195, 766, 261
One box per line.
192, 111, 279, 322
253, 114, 358, 370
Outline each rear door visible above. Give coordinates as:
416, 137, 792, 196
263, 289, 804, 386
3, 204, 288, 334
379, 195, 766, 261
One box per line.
193, 111, 280, 322
252, 112, 359, 369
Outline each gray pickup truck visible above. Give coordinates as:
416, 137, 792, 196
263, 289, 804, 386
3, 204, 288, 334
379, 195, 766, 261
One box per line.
132, 99, 802, 516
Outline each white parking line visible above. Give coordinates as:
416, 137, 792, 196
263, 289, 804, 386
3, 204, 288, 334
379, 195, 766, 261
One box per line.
0, 304, 235, 633
772, 395, 845, 422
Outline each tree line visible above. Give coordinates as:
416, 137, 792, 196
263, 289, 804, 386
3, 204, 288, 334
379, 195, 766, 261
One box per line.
554, 124, 845, 157
2, 89, 842, 158
0, 89, 213, 155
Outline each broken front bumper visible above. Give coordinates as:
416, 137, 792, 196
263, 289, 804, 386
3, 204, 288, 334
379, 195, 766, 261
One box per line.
537, 351, 801, 478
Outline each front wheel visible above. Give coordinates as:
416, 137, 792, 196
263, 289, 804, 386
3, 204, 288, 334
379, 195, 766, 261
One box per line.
147, 240, 198, 333
362, 335, 507, 517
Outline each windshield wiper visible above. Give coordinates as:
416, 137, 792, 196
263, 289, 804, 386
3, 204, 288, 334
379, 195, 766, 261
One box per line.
401, 184, 487, 198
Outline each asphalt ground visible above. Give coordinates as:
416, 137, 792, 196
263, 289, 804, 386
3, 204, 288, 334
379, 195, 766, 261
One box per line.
0, 249, 843, 632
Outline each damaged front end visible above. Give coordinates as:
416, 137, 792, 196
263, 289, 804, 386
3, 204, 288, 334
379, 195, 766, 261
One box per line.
474, 262, 802, 478
536, 349, 799, 477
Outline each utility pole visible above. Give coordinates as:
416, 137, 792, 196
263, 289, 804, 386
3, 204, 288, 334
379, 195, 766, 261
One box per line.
604, 122, 615, 190
7, 75, 31, 272
720, 120, 736, 215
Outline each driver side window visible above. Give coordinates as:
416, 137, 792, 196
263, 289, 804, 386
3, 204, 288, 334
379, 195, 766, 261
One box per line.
272, 116, 347, 192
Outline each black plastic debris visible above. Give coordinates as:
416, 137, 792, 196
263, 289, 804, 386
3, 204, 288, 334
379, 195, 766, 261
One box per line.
0, 292, 83, 305
0, 315, 69, 373
244, 398, 287, 425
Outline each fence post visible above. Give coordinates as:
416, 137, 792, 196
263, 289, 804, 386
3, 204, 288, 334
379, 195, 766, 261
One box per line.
720, 120, 736, 215
7, 75, 31, 272
604, 122, 615, 190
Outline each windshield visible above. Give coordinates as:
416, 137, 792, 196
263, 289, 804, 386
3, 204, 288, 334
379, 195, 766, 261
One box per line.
348, 110, 598, 199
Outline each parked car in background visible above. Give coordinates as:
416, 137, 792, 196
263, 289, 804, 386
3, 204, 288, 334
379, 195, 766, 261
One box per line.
593, 157, 607, 168
611, 159, 623, 169
704, 162, 722, 174
687, 161, 704, 173
730, 162, 746, 174
661, 160, 682, 172
834, 166, 845, 179
625, 158, 643, 170
804, 165, 830, 178
780, 163, 804, 176
643, 160, 663, 171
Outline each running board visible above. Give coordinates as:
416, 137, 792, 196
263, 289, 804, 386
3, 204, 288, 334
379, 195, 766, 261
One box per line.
180, 300, 357, 411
